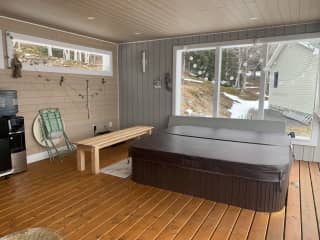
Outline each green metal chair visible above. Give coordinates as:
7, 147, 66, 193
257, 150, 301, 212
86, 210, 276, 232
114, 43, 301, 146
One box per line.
38, 108, 75, 160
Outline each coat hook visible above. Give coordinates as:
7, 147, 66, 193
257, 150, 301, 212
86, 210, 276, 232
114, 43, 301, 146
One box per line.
60, 76, 64, 86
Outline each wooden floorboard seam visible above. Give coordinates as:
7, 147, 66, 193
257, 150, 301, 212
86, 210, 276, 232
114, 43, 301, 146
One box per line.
156, 199, 204, 240
97, 189, 166, 239
227, 207, 244, 239
4, 178, 122, 234
246, 211, 257, 239
209, 205, 232, 239
46, 179, 130, 231
188, 203, 218, 240
0, 168, 94, 204
120, 193, 182, 240
309, 162, 320, 237
0, 174, 114, 217
51, 181, 133, 235
0, 175, 115, 233
298, 160, 303, 240
174, 201, 216, 240
264, 212, 272, 240
66, 185, 151, 239
0, 169, 79, 204
136, 196, 193, 240
206, 204, 228, 240
100, 191, 173, 240
282, 202, 287, 240
229, 209, 255, 240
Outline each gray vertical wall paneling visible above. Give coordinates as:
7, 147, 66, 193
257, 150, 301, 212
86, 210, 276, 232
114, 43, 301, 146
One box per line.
165, 39, 174, 125
131, 44, 136, 126
119, 47, 128, 128
285, 25, 297, 35
231, 31, 240, 41
159, 40, 166, 128
124, 44, 129, 127
153, 41, 162, 127
126, 45, 132, 126
136, 43, 142, 124
199, 34, 209, 44
147, 41, 154, 126
142, 42, 148, 125
128, 44, 133, 126
120, 45, 127, 128
118, 45, 125, 129
119, 22, 320, 147
191, 35, 201, 45
306, 22, 320, 33
222, 32, 231, 42
132, 43, 139, 126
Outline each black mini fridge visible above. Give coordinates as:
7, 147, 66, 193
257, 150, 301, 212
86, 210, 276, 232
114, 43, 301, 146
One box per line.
0, 90, 27, 177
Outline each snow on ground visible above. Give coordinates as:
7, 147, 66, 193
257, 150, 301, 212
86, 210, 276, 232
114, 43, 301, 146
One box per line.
223, 92, 269, 118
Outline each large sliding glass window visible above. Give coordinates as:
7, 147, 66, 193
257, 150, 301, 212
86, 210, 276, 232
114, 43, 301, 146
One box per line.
174, 37, 320, 143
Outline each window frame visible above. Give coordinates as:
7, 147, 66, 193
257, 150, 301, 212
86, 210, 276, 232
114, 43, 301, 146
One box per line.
173, 32, 320, 146
6, 32, 113, 76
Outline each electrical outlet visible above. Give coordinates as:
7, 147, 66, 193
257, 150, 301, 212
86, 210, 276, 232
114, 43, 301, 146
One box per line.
92, 124, 97, 136
108, 121, 113, 129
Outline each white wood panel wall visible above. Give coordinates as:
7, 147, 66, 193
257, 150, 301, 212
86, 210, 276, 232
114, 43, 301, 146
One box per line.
0, 18, 119, 156
0, 70, 119, 156
293, 145, 319, 162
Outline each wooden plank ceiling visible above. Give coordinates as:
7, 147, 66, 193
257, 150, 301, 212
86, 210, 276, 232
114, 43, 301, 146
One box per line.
0, 0, 319, 42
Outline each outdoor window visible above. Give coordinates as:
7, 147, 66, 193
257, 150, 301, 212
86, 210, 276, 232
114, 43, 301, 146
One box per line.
179, 49, 215, 117
6, 32, 113, 76
174, 37, 320, 143
264, 40, 319, 140
219, 45, 264, 119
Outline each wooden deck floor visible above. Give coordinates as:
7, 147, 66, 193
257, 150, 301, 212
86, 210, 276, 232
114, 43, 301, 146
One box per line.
0, 143, 319, 240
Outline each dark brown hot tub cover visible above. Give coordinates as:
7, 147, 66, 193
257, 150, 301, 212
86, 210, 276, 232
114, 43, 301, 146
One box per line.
130, 126, 293, 185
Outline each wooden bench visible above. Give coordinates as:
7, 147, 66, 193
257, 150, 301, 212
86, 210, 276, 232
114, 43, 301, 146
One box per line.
75, 126, 153, 174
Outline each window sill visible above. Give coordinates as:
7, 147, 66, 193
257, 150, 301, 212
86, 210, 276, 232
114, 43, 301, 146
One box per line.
21, 65, 113, 77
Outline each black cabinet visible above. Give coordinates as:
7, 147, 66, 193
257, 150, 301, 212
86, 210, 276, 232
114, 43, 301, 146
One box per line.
0, 116, 26, 175
0, 138, 11, 172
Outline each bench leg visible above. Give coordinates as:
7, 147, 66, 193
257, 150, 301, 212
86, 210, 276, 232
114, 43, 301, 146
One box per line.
77, 149, 86, 171
91, 148, 100, 174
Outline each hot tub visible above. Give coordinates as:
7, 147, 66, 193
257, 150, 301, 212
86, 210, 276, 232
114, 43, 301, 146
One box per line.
129, 126, 293, 212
